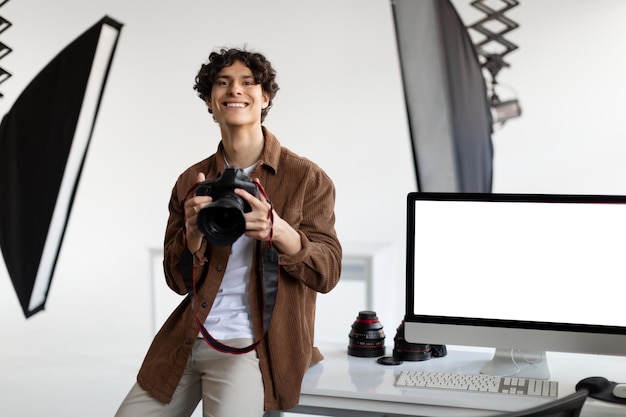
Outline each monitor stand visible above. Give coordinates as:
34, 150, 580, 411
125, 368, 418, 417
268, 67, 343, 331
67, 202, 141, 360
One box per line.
480, 348, 551, 380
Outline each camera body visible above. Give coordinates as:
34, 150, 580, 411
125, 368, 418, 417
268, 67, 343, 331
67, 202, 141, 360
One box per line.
195, 167, 258, 246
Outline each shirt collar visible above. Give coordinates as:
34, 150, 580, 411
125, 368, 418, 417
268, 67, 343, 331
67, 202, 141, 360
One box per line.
258, 126, 280, 174
214, 126, 281, 175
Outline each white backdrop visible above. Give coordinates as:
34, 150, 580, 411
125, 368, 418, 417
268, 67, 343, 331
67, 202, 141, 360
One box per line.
1, 1, 625, 416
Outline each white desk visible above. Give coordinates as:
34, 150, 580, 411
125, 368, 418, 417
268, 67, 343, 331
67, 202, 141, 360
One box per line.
268, 342, 626, 417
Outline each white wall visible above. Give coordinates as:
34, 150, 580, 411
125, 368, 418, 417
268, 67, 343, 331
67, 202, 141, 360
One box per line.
1, 1, 625, 416
0, 1, 412, 416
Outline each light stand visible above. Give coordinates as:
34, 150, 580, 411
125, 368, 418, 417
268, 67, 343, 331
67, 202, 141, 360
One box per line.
467, 0, 522, 126
0, 1, 11, 97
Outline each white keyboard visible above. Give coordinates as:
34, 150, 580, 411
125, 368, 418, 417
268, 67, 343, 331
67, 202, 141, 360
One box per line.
395, 370, 559, 411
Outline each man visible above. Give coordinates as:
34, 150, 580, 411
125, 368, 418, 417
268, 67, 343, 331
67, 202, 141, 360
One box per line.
115, 47, 342, 417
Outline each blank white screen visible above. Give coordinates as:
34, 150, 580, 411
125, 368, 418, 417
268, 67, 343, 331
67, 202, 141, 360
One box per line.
412, 199, 625, 327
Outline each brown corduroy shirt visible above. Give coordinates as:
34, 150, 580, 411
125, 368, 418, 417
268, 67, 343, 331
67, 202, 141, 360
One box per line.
136, 127, 342, 411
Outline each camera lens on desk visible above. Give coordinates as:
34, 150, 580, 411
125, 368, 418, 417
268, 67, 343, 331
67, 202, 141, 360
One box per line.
392, 321, 447, 361
393, 321, 432, 361
348, 311, 386, 358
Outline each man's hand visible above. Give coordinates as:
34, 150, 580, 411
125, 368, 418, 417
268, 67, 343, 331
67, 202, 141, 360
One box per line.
235, 179, 302, 255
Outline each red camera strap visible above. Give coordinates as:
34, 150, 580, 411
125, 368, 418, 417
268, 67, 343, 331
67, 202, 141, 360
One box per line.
194, 245, 278, 354
181, 178, 279, 354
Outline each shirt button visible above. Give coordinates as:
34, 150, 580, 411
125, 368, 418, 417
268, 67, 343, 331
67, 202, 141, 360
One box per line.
201, 301, 208, 308
216, 265, 224, 272
185, 338, 193, 345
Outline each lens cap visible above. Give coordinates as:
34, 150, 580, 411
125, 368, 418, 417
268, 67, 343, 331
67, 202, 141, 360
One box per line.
377, 356, 403, 366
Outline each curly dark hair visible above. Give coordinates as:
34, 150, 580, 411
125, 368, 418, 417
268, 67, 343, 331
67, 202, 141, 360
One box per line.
193, 48, 280, 122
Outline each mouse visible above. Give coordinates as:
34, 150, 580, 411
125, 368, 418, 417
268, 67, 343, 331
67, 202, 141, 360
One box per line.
576, 376, 610, 394
613, 384, 626, 399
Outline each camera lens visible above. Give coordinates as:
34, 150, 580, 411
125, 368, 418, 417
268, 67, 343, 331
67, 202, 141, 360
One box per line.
197, 194, 246, 246
392, 321, 432, 361
347, 311, 386, 357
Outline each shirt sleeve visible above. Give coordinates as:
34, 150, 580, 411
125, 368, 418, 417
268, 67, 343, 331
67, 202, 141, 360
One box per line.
278, 168, 342, 294
162, 172, 208, 295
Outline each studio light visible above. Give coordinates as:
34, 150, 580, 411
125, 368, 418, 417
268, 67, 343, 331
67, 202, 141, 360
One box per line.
491, 96, 522, 125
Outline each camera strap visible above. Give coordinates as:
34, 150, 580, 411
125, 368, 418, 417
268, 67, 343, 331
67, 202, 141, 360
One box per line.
182, 178, 280, 354
194, 246, 279, 354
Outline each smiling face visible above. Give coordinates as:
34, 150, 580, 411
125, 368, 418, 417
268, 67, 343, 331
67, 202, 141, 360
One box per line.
207, 60, 270, 130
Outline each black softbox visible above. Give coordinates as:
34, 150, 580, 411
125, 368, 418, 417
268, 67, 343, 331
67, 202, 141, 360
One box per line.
0, 16, 123, 318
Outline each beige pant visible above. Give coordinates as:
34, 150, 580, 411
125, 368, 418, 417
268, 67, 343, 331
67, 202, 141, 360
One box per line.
115, 338, 264, 417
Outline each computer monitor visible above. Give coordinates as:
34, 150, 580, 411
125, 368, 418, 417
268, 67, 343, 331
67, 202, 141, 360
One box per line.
403, 192, 626, 379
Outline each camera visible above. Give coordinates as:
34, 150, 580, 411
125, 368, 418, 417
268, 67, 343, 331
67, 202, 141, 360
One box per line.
195, 167, 258, 246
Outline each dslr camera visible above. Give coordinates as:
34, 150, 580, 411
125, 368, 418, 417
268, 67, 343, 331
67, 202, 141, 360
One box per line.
195, 167, 258, 246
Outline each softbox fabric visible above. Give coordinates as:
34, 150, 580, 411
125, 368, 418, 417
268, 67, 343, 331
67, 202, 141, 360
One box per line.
392, 0, 493, 192
0, 16, 123, 318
